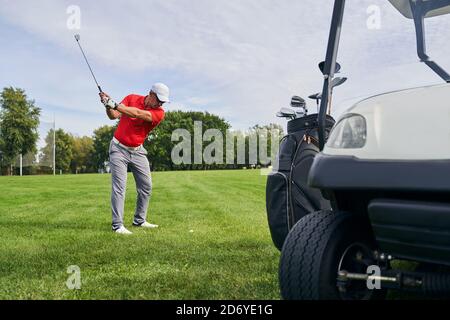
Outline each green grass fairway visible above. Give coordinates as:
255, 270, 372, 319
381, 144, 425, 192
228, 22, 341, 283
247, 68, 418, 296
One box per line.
0, 170, 280, 300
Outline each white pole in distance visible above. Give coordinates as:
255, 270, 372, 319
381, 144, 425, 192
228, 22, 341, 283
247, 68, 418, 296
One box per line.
53, 115, 56, 176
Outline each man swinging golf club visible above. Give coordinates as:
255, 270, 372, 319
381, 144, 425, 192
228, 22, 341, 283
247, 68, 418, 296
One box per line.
100, 83, 169, 234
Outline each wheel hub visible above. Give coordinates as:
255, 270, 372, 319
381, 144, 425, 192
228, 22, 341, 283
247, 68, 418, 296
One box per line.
337, 242, 378, 300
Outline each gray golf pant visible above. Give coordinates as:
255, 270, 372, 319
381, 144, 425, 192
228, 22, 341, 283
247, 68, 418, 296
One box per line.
109, 140, 152, 230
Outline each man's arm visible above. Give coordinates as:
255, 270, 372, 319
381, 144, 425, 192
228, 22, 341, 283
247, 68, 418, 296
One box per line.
106, 108, 121, 120
100, 92, 121, 120
115, 104, 153, 123
100, 92, 152, 122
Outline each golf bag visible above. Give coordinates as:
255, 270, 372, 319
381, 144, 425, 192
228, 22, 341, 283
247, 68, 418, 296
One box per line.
266, 114, 335, 250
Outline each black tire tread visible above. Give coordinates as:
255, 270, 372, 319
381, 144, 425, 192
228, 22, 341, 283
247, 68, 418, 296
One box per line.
279, 210, 353, 300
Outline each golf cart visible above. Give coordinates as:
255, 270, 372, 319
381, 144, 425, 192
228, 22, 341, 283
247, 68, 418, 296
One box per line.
277, 0, 450, 299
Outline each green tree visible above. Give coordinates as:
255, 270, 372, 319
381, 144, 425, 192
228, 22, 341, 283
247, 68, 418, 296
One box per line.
144, 111, 231, 171
40, 129, 74, 173
91, 125, 116, 171
0, 87, 40, 175
71, 136, 95, 174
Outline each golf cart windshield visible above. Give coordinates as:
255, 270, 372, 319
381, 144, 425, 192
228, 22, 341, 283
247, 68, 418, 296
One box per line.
389, 0, 450, 83
317, 0, 450, 150
389, 0, 450, 18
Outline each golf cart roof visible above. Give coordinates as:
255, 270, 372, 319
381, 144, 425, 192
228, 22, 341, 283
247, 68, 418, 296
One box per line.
389, 0, 450, 19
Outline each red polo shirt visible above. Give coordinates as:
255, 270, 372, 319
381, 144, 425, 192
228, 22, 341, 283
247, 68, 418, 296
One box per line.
114, 94, 165, 147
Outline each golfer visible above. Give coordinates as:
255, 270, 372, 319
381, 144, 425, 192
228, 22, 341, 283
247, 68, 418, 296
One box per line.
99, 83, 169, 234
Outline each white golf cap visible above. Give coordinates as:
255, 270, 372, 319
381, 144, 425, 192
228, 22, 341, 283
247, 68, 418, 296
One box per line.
151, 83, 170, 103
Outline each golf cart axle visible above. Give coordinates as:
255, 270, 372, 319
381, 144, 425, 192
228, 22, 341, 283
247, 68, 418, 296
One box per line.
338, 269, 450, 294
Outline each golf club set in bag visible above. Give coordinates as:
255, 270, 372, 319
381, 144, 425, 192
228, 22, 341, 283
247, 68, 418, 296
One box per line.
266, 62, 346, 250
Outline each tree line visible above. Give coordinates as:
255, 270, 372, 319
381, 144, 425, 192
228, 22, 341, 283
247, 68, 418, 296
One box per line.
0, 87, 283, 175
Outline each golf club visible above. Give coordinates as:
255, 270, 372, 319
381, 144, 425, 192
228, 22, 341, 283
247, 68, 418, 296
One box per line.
279, 107, 296, 120
327, 77, 347, 114
276, 111, 294, 119
309, 77, 347, 113
331, 76, 347, 88
318, 61, 341, 75
308, 92, 322, 113
276, 110, 294, 120
74, 34, 103, 93
290, 96, 308, 118
290, 96, 306, 108
294, 108, 307, 118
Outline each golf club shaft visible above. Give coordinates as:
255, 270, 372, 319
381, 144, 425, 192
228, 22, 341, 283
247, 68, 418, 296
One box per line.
74, 36, 102, 93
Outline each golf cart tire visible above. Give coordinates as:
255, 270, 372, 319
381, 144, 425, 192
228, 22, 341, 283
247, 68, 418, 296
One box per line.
279, 210, 386, 300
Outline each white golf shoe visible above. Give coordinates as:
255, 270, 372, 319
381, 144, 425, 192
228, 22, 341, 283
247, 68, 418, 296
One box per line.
114, 226, 133, 235
134, 221, 159, 229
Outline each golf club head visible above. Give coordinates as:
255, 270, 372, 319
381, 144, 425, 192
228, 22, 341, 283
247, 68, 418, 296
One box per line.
276, 111, 294, 120
318, 61, 341, 75
308, 93, 322, 101
294, 107, 307, 118
290, 96, 306, 108
279, 107, 296, 120
280, 107, 296, 116
331, 77, 347, 88
74, 34, 81, 41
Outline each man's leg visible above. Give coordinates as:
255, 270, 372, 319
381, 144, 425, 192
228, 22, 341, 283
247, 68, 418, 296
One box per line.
130, 148, 152, 226
109, 141, 130, 230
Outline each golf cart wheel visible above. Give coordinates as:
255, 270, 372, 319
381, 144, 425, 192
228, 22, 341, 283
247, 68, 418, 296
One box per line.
279, 210, 386, 300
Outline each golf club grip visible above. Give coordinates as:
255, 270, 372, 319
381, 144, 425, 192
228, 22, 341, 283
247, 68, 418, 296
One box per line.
98, 86, 103, 93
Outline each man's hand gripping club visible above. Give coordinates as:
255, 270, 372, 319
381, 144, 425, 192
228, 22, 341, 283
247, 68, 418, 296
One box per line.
99, 92, 118, 110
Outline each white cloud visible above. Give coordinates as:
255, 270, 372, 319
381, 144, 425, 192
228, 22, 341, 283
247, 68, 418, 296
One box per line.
0, 0, 449, 135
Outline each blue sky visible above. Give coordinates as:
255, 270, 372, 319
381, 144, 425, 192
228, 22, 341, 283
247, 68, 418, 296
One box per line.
0, 0, 449, 139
